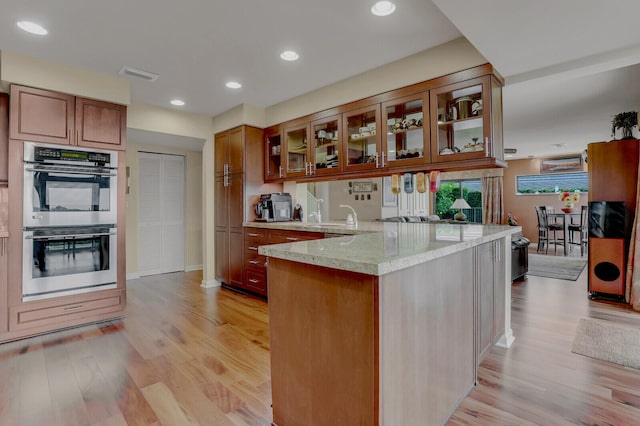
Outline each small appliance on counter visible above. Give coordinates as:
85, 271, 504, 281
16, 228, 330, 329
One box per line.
255, 193, 292, 222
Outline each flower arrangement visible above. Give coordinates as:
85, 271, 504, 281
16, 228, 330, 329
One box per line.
559, 191, 580, 208
507, 211, 519, 226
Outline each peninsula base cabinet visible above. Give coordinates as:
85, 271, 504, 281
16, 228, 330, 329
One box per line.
267, 241, 507, 426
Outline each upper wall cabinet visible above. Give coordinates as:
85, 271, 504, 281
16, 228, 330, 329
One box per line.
264, 65, 504, 181
9, 85, 126, 151
429, 75, 503, 165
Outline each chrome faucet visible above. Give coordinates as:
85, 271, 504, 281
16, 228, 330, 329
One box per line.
310, 198, 323, 223
339, 204, 358, 226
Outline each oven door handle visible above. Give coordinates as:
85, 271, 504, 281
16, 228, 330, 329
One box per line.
26, 232, 116, 240
25, 167, 117, 177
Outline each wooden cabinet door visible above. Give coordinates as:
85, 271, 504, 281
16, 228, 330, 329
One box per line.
75, 97, 126, 150
283, 123, 311, 178
228, 174, 244, 233
229, 230, 244, 288
342, 104, 381, 173
9, 85, 74, 145
214, 131, 229, 177
381, 93, 430, 168
265, 127, 283, 181
492, 239, 505, 340
430, 76, 492, 163
228, 127, 245, 175
476, 242, 494, 362
0, 94, 8, 183
310, 115, 343, 176
215, 228, 229, 284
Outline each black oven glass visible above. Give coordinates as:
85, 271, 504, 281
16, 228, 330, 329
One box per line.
32, 172, 111, 213
33, 233, 110, 278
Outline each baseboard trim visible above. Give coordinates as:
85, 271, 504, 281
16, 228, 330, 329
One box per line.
185, 264, 203, 272
201, 279, 221, 288
126, 272, 141, 281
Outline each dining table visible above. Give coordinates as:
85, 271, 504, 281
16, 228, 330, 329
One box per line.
548, 211, 582, 255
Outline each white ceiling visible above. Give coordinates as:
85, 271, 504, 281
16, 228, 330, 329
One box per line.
1, 0, 639, 159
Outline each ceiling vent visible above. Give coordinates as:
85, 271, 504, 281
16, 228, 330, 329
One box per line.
504, 148, 517, 154
118, 65, 159, 82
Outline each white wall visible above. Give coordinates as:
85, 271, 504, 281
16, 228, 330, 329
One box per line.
0, 50, 130, 104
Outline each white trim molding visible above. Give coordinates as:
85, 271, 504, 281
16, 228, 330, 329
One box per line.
201, 279, 222, 288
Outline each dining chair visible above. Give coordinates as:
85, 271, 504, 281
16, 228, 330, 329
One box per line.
568, 205, 588, 256
535, 206, 564, 253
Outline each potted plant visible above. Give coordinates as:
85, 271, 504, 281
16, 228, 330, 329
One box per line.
611, 111, 638, 140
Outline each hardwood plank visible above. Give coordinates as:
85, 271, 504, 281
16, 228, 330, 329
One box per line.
140, 382, 198, 425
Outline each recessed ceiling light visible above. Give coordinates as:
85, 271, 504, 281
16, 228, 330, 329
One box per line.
551, 143, 567, 148
170, 99, 185, 106
17, 21, 48, 35
226, 81, 242, 89
371, 1, 396, 16
280, 50, 299, 61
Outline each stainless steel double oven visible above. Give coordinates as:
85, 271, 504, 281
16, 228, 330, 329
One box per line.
22, 142, 118, 301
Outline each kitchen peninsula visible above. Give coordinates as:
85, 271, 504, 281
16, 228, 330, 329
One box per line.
256, 221, 519, 426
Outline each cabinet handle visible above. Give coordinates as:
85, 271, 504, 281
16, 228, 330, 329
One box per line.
249, 260, 260, 265
248, 279, 260, 284
279, 165, 283, 178
485, 137, 490, 156
375, 152, 379, 168
309, 162, 314, 175
381, 152, 386, 167
286, 237, 299, 241
64, 305, 84, 311
248, 246, 258, 251
248, 233, 259, 237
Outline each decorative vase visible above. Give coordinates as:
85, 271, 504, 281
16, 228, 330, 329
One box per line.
561, 203, 574, 213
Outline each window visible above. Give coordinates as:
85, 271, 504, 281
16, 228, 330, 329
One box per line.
516, 172, 588, 194
434, 179, 482, 223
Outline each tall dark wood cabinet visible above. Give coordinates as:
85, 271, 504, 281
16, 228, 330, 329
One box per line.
587, 139, 639, 299
214, 125, 266, 292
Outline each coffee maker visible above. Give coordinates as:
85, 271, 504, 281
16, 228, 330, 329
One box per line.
255, 193, 292, 222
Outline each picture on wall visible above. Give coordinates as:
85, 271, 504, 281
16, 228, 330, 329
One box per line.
540, 155, 583, 174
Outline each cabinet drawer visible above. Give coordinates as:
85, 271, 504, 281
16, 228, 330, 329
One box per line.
10, 290, 124, 331
268, 230, 324, 244
245, 228, 268, 242
245, 268, 267, 296
245, 246, 267, 271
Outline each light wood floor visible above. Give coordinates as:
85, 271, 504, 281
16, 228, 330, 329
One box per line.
1, 264, 640, 425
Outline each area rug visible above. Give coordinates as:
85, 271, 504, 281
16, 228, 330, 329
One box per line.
527, 253, 587, 281
572, 318, 640, 370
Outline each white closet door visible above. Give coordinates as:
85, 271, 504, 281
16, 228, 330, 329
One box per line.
138, 152, 185, 276
161, 155, 185, 273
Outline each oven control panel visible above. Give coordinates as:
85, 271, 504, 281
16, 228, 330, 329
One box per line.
34, 146, 111, 164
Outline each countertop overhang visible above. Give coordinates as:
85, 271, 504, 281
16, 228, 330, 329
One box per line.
250, 221, 522, 276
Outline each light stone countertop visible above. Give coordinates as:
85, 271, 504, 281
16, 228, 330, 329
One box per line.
250, 221, 522, 276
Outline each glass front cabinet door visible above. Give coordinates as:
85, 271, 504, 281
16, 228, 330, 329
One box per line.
430, 76, 503, 164
284, 123, 310, 178
265, 127, 283, 181
310, 115, 342, 176
381, 93, 430, 168
342, 105, 381, 172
